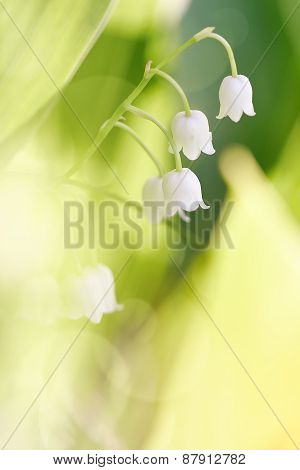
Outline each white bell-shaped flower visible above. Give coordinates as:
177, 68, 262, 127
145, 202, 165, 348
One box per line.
69, 264, 123, 324
170, 110, 215, 160
142, 176, 165, 224
162, 168, 210, 218
217, 75, 255, 123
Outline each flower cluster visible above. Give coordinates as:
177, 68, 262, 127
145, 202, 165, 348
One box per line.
141, 70, 255, 224
143, 169, 209, 224
58, 27, 256, 325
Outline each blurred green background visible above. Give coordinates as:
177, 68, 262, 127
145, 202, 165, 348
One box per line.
0, 0, 300, 450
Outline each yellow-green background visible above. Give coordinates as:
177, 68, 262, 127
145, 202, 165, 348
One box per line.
0, 0, 299, 450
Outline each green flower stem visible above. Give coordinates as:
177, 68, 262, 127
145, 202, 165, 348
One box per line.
57, 26, 236, 183
206, 32, 238, 77
115, 121, 164, 176
150, 68, 191, 116
55, 77, 153, 185
127, 104, 182, 172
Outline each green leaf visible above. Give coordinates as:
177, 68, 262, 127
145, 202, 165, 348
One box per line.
0, 0, 118, 143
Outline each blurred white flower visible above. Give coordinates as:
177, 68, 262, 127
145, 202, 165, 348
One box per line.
156, 0, 191, 25
142, 176, 165, 224
170, 110, 215, 160
69, 265, 123, 324
162, 168, 210, 218
217, 75, 255, 122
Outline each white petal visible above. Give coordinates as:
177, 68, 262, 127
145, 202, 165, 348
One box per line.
89, 308, 104, 324
171, 110, 212, 161
216, 107, 227, 120
218, 75, 255, 122
87, 265, 122, 318
178, 208, 191, 222
218, 76, 239, 114
69, 264, 123, 323
189, 110, 210, 128
228, 105, 244, 123
185, 111, 210, 141
201, 132, 215, 155
237, 75, 254, 107
163, 168, 209, 214
165, 204, 178, 218
243, 101, 256, 117
199, 200, 210, 210
182, 138, 201, 160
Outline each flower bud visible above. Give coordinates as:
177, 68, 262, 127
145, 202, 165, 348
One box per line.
217, 75, 255, 123
69, 265, 123, 324
170, 110, 215, 160
162, 168, 210, 218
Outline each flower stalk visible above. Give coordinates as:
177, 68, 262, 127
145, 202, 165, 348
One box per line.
115, 121, 164, 176
126, 105, 183, 172
57, 26, 239, 183
205, 31, 238, 77
150, 68, 191, 116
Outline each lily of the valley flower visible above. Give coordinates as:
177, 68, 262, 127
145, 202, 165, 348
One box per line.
69, 264, 123, 324
170, 110, 215, 160
162, 168, 210, 218
142, 176, 165, 224
217, 75, 255, 123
